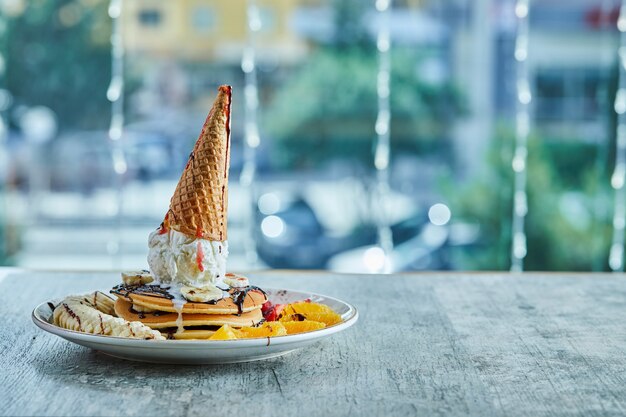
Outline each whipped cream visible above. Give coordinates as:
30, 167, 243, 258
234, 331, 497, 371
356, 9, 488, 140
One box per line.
147, 228, 228, 287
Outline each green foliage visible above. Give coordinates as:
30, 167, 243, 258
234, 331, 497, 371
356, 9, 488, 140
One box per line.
5, 0, 111, 131
448, 126, 613, 271
264, 47, 465, 169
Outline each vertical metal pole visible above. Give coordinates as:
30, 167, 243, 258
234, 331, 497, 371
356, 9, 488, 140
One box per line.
241, 0, 262, 266
510, 0, 530, 272
107, 0, 126, 268
609, 1, 626, 272
373, 0, 393, 273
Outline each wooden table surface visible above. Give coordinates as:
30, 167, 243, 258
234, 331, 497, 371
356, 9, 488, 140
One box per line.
2, 269, 626, 417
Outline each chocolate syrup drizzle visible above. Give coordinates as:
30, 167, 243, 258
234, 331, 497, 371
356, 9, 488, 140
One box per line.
110, 283, 267, 315
292, 313, 306, 322
230, 285, 267, 315
128, 306, 146, 319
111, 284, 175, 300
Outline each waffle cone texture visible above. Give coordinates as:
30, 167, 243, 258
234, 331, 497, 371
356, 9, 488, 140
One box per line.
166, 85, 231, 241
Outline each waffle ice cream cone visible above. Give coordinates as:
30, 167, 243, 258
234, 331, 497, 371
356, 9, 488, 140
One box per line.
167, 85, 231, 241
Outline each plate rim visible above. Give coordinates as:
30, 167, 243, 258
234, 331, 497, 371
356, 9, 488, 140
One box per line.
32, 287, 359, 349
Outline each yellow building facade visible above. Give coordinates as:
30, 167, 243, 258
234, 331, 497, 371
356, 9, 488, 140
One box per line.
122, 0, 314, 64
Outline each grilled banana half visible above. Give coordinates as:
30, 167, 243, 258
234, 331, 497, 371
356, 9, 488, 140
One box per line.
52, 292, 165, 340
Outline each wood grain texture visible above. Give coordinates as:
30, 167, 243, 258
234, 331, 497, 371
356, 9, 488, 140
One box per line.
2, 271, 626, 416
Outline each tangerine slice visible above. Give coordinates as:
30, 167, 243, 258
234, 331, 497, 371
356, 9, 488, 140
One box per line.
209, 324, 239, 340
238, 322, 287, 338
281, 301, 335, 317
280, 312, 341, 326
304, 312, 342, 326
282, 320, 326, 334
279, 302, 342, 326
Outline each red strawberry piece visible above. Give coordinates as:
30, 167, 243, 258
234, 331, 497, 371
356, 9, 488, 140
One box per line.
261, 301, 273, 314
264, 308, 277, 322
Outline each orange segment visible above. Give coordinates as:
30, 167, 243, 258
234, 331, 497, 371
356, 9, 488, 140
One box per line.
282, 320, 326, 334
281, 301, 335, 316
239, 322, 287, 338
278, 302, 342, 326
305, 312, 342, 326
209, 324, 239, 340
280, 312, 342, 326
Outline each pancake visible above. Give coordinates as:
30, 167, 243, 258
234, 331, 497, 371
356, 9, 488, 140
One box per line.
165, 329, 216, 340
121, 288, 267, 315
114, 297, 263, 329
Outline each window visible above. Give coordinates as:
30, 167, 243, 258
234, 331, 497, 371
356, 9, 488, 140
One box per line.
138, 9, 162, 27
191, 6, 215, 32
535, 68, 604, 122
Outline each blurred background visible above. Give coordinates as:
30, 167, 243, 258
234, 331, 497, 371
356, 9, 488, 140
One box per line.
0, 0, 622, 273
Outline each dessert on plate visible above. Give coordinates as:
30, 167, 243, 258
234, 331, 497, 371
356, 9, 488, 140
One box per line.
49, 86, 342, 341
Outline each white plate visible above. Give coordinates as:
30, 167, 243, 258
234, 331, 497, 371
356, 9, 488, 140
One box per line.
32, 288, 358, 364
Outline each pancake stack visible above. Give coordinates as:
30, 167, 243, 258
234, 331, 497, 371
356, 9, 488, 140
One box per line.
111, 273, 267, 340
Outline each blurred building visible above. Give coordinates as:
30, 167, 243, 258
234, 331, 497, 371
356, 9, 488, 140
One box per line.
438, 0, 620, 176
526, 2, 618, 144
121, 0, 321, 143
122, 0, 310, 64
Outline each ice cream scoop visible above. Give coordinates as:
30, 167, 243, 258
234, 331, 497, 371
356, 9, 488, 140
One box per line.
147, 228, 228, 287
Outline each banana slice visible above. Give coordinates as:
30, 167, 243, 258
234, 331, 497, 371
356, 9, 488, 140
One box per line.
223, 275, 249, 288
53, 292, 165, 340
132, 304, 156, 313
121, 270, 154, 286
81, 291, 116, 315
180, 285, 223, 302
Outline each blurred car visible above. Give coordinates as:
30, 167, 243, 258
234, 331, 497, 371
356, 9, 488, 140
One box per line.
254, 189, 479, 271
254, 193, 375, 269
48, 126, 199, 192
328, 220, 480, 273
49, 131, 116, 192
